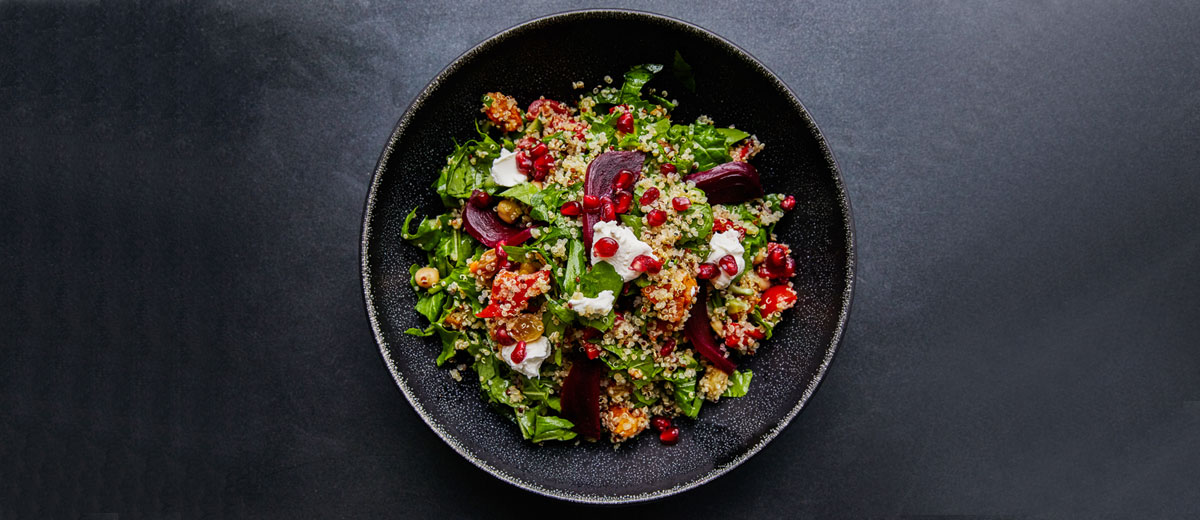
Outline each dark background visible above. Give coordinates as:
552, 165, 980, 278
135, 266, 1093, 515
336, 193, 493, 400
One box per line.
3, 1, 1198, 518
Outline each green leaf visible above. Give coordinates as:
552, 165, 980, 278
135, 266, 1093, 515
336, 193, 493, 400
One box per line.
722, 370, 753, 398
579, 262, 624, 298
562, 239, 586, 296
401, 209, 445, 251
715, 127, 749, 146
673, 50, 696, 93
575, 262, 624, 331
619, 213, 644, 236
673, 375, 704, 418
415, 290, 446, 323
749, 308, 774, 340
619, 63, 663, 105
532, 415, 577, 442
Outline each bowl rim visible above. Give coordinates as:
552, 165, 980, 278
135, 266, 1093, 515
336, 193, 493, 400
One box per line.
360, 8, 856, 504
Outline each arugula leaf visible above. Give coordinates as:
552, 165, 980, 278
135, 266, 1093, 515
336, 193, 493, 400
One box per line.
434, 125, 503, 205
541, 299, 576, 342
433, 227, 475, 275
404, 323, 462, 367
401, 209, 445, 251
722, 370, 753, 398
619, 213, 644, 236
749, 308, 774, 340
673, 50, 696, 93
415, 290, 446, 323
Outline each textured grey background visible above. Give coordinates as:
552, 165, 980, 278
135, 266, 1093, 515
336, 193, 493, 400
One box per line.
2, 1, 1199, 518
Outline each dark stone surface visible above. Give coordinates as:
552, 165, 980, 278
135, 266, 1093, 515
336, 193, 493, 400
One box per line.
2, 2, 1197, 517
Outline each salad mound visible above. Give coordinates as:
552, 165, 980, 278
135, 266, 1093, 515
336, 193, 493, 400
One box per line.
403, 62, 800, 444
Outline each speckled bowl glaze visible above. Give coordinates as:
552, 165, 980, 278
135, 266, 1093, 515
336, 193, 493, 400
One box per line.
361, 9, 854, 504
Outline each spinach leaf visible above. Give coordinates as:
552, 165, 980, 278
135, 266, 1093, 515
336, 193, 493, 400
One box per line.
722, 370, 753, 398
575, 262, 623, 331
562, 239, 586, 296
673, 375, 704, 418
715, 127, 749, 146
532, 415, 577, 442
672, 50, 696, 93
620, 63, 663, 105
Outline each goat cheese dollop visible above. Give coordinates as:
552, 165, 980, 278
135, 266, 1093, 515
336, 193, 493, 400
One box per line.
591, 221, 655, 282
567, 290, 615, 318
500, 336, 550, 378
705, 229, 745, 289
490, 148, 527, 187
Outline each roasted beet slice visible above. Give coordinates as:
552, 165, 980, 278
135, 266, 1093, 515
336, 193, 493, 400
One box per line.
462, 203, 534, 248
583, 151, 644, 256
685, 289, 737, 374
561, 358, 605, 439
685, 161, 764, 204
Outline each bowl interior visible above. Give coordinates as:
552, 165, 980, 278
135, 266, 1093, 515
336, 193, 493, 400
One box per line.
362, 10, 853, 503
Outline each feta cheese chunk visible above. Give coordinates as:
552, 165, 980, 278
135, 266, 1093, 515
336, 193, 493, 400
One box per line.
500, 336, 550, 378
705, 229, 746, 289
567, 290, 615, 318
490, 148, 527, 187
591, 221, 655, 282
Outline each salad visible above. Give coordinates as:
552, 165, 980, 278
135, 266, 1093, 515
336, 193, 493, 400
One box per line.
403, 62, 800, 445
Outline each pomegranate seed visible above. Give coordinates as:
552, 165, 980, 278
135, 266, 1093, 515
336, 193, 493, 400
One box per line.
648, 257, 663, 274
659, 163, 677, 174
584, 342, 601, 359
560, 200, 582, 216
630, 255, 649, 272
651, 416, 672, 431
614, 191, 633, 214
600, 197, 616, 222
511, 340, 527, 364
719, 255, 739, 276
582, 195, 601, 212
593, 237, 619, 258
780, 195, 796, 211
613, 170, 634, 190
640, 187, 660, 205
659, 427, 679, 445
768, 248, 788, 268
494, 327, 515, 346
534, 153, 554, 173
713, 219, 727, 232
671, 197, 691, 212
646, 209, 667, 227
617, 112, 634, 133
515, 151, 533, 173
469, 189, 490, 208
658, 337, 677, 357
696, 263, 718, 280
530, 143, 548, 158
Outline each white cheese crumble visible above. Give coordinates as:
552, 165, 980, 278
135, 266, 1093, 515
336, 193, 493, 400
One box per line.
490, 148, 527, 187
591, 221, 655, 282
705, 229, 746, 289
500, 336, 551, 379
567, 290, 615, 318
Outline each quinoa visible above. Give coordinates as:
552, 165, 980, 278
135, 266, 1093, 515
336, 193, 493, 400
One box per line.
402, 63, 801, 445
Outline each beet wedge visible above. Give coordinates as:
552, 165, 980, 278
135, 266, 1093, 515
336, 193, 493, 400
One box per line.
462, 203, 535, 248
685, 288, 737, 374
560, 358, 605, 440
685, 161, 763, 205
582, 151, 644, 257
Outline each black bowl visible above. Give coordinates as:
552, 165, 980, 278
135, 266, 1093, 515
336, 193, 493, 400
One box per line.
361, 9, 854, 503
